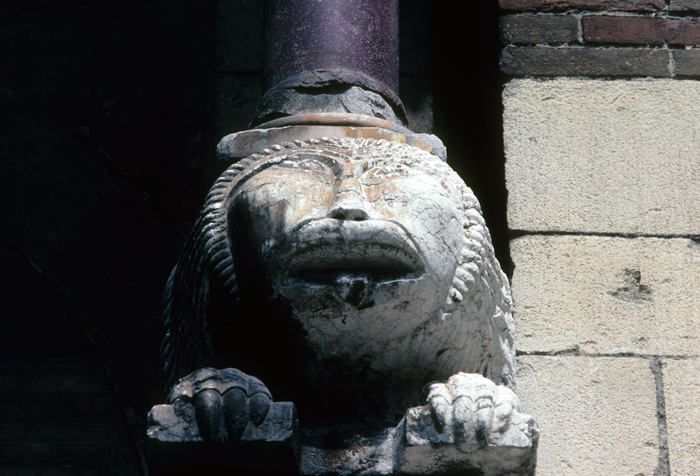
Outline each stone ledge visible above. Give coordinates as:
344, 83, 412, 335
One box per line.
510, 235, 700, 356
147, 400, 538, 476
147, 401, 301, 475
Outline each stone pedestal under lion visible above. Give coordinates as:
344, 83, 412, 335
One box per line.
147, 119, 538, 476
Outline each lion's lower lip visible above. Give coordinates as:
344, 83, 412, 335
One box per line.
275, 218, 425, 292
286, 242, 424, 283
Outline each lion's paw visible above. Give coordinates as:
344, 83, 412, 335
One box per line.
166, 368, 272, 442
427, 373, 537, 447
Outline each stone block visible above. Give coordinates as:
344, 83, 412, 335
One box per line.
217, 0, 263, 72
501, 14, 580, 45
500, 46, 670, 77
516, 355, 660, 476
670, 0, 700, 12
510, 235, 700, 355
399, 0, 431, 75
148, 401, 301, 475
0, 1, 94, 123
663, 359, 700, 474
86, 295, 163, 420
216, 73, 263, 134
399, 76, 433, 133
674, 49, 700, 76
94, 3, 219, 234
402, 404, 537, 476
0, 242, 84, 359
0, 357, 141, 475
499, 0, 664, 12
0, 86, 112, 246
583, 15, 665, 45
18, 181, 183, 329
504, 78, 700, 235
148, 399, 537, 476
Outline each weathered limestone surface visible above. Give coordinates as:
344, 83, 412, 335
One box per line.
510, 235, 700, 355
504, 78, 700, 235
516, 355, 659, 476
663, 359, 700, 474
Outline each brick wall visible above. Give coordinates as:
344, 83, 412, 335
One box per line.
500, 1, 700, 475
501, 0, 700, 77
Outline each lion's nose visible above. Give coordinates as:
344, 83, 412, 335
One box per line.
327, 177, 369, 221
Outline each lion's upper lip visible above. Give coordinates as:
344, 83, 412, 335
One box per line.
278, 218, 425, 282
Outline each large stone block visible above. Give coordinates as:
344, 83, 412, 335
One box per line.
516, 355, 659, 476
0, 357, 141, 475
510, 235, 700, 355
19, 181, 183, 329
504, 78, 700, 235
216, 73, 263, 135
663, 359, 700, 474
0, 242, 84, 359
0, 86, 112, 246
217, 0, 263, 72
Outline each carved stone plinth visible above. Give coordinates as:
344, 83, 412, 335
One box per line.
147, 400, 537, 476
147, 402, 301, 475
402, 406, 538, 476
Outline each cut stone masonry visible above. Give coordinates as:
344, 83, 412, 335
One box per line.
500, 3, 700, 473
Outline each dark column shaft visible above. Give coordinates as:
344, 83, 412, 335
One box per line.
262, 0, 402, 120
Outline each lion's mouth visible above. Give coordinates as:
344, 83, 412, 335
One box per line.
274, 219, 425, 308
285, 242, 423, 283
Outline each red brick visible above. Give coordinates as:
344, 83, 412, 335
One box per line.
664, 18, 700, 46
500, 46, 671, 77
501, 14, 580, 44
583, 16, 700, 46
583, 16, 664, 45
670, 0, 700, 12
500, 0, 664, 12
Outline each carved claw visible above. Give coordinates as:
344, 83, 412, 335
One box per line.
167, 368, 272, 442
427, 373, 538, 447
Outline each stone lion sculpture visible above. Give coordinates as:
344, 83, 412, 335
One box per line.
160, 136, 533, 448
